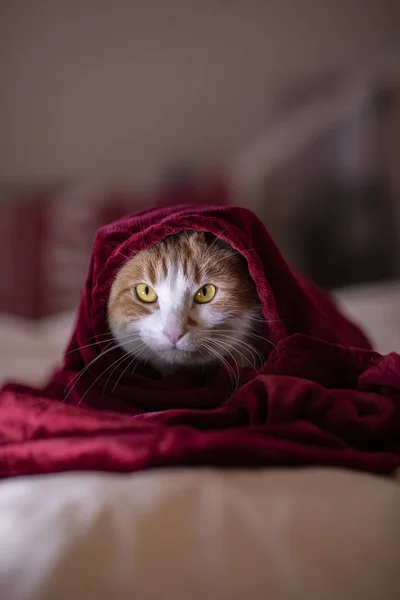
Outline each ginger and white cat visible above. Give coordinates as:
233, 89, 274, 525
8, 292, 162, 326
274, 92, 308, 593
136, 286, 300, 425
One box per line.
107, 231, 261, 376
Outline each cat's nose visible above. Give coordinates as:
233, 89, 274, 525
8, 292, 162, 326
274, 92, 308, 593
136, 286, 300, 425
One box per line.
163, 326, 186, 345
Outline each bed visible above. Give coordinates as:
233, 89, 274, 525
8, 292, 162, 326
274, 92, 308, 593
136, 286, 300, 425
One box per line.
0, 281, 399, 600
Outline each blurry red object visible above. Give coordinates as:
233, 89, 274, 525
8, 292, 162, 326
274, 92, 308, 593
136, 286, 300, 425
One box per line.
0, 189, 145, 319
0, 192, 53, 319
0, 176, 231, 319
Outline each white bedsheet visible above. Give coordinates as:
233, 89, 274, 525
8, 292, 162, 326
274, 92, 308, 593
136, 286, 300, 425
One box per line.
0, 311, 74, 386
0, 468, 399, 600
333, 280, 400, 355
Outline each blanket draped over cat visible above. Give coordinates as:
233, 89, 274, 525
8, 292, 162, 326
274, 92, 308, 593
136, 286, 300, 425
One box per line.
1, 205, 400, 477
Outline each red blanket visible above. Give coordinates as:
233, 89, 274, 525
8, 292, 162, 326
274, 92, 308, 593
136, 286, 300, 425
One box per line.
1, 205, 400, 477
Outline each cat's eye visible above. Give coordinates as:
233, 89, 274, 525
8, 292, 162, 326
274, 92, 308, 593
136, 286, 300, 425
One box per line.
194, 284, 216, 304
135, 284, 158, 303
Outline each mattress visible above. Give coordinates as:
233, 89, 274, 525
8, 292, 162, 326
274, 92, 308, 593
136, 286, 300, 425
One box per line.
0, 467, 399, 600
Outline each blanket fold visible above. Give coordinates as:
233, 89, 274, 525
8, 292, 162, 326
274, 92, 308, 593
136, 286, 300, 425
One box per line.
1, 205, 399, 478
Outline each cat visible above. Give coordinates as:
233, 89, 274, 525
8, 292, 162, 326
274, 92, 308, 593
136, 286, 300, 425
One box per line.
107, 230, 262, 378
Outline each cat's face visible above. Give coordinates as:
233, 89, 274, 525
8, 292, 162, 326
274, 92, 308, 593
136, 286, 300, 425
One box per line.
107, 231, 260, 374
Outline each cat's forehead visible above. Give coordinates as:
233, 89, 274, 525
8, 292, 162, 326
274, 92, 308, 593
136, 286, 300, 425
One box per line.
143, 232, 205, 285
122, 231, 237, 286
156, 268, 197, 303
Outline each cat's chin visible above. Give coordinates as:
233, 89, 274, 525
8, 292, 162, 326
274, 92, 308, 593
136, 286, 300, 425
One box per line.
137, 346, 216, 376
149, 350, 207, 375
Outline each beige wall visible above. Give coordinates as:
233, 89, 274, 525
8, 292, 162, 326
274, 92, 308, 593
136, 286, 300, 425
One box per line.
0, 0, 398, 186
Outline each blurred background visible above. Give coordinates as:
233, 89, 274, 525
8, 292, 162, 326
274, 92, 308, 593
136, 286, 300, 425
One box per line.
0, 0, 399, 382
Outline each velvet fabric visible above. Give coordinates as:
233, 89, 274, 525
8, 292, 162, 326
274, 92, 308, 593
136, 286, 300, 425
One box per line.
1, 205, 399, 477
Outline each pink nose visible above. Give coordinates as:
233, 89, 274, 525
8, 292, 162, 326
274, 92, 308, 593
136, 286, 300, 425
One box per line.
163, 327, 186, 344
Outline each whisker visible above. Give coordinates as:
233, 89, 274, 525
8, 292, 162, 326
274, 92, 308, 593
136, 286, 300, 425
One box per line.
199, 227, 227, 263
112, 345, 151, 386
65, 331, 143, 355
77, 352, 134, 406
211, 333, 265, 364
129, 347, 153, 379
215, 329, 279, 353
209, 338, 247, 375
112, 355, 137, 393
249, 316, 286, 324
203, 342, 239, 392
248, 332, 279, 352
208, 335, 257, 371
210, 335, 263, 371
63, 343, 121, 400
198, 249, 248, 279
101, 346, 143, 399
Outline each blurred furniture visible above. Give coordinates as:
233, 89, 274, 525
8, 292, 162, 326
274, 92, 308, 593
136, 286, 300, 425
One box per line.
260, 86, 399, 289
0, 175, 229, 319
0, 185, 133, 319
229, 47, 400, 290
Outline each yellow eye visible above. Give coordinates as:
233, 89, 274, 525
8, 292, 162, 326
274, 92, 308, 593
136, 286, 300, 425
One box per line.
135, 284, 158, 303
194, 284, 216, 304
